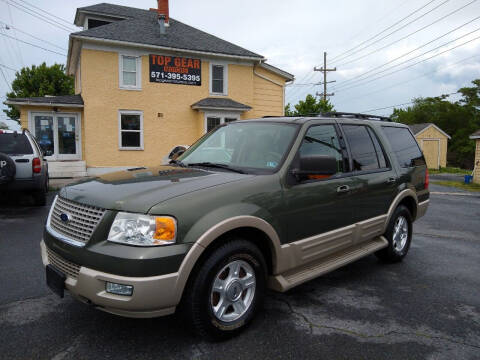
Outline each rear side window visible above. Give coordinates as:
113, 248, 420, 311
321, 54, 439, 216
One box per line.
342, 125, 386, 171
381, 126, 425, 167
0, 133, 33, 155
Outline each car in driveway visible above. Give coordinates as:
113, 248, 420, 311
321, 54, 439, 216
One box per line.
0, 129, 49, 205
41, 112, 429, 339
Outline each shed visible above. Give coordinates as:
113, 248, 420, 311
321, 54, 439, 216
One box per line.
469, 130, 480, 184
409, 123, 451, 169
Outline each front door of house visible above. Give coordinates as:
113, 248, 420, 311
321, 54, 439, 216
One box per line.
31, 113, 81, 160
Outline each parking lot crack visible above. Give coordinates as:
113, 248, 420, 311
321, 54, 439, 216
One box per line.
273, 296, 480, 349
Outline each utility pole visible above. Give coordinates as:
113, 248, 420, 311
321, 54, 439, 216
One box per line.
314, 52, 336, 101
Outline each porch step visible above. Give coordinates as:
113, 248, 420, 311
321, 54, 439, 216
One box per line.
48, 161, 87, 178
268, 236, 388, 292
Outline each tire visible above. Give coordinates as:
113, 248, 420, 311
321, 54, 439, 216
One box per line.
182, 238, 267, 341
0, 152, 16, 185
375, 205, 413, 263
32, 177, 48, 206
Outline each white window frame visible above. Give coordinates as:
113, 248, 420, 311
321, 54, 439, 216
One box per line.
118, 110, 144, 150
119, 54, 142, 90
209, 62, 228, 96
204, 111, 240, 133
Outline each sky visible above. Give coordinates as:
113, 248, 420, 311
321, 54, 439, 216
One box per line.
1, 0, 480, 129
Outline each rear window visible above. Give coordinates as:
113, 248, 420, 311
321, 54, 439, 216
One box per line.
381, 126, 425, 167
0, 133, 33, 155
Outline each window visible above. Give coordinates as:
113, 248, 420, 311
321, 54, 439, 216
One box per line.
119, 111, 143, 150
206, 117, 221, 132
204, 113, 239, 133
87, 18, 111, 29
210, 63, 227, 95
0, 134, 33, 155
381, 126, 425, 167
342, 125, 385, 171
299, 124, 344, 174
120, 55, 141, 90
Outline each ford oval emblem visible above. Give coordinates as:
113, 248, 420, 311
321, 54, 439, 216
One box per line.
59, 213, 70, 223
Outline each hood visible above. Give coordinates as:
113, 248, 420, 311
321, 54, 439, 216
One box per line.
59, 165, 253, 213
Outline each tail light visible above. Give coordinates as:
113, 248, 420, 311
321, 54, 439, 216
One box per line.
425, 168, 429, 189
32, 157, 41, 173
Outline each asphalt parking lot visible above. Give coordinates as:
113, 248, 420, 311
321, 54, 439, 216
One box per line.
1, 185, 479, 359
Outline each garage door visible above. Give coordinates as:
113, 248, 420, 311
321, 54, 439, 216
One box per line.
422, 140, 440, 169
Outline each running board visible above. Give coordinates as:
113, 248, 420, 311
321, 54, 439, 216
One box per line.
268, 236, 388, 292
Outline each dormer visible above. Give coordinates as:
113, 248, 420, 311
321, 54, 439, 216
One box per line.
74, 4, 130, 30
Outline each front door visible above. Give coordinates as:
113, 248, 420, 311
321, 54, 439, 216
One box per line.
31, 113, 81, 160
422, 139, 440, 169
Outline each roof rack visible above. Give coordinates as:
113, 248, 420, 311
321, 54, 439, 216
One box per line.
263, 112, 392, 122
319, 112, 392, 122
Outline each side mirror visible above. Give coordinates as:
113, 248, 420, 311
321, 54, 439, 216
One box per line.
293, 155, 338, 178
168, 146, 187, 160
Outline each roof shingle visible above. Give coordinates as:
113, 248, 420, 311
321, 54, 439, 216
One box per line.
191, 97, 251, 111
73, 3, 263, 59
5, 95, 84, 106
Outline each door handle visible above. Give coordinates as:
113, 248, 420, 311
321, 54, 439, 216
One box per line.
337, 185, 350, 193
386, 177, 396, 184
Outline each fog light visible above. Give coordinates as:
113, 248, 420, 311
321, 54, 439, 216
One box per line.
106, 282, 133, 296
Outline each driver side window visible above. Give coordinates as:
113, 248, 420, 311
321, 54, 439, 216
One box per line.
299, 125, 344, 178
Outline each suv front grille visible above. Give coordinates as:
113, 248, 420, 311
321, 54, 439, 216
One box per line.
46, 246, 80, 279
49, 196, 106, 246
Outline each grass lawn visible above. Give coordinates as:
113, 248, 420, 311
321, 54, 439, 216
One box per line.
432, 180, 480, 192
429, 167, 472, 175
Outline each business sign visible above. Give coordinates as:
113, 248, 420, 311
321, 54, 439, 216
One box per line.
149, 54, 201, 86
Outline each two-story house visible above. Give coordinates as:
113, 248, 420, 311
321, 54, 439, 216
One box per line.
6, 1, 293, 177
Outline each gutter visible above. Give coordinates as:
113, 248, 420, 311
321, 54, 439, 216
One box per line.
191, 106, 249, 112
5, 100, 84, 108
69, 35, 266, 62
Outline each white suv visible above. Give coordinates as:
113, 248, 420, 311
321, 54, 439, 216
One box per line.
0, 129, 49, 205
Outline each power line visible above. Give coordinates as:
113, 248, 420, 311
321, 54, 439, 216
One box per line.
0, 32, 66, 56
335, 34, 480, 94
331, 0, 441, 62
0, 63, 18, 72
0, 20, 67, 51
335, 54, 479, 103
0, 67, 12, 91
333, 0, 453, 64
5, 0, 24, 66
0, 0, 75, 32
335, 17, 480, 90
336, 0, 478, 67
15, 0, 74, 28
360, 91, 458, 113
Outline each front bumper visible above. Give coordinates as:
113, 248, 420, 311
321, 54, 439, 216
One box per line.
41, 240, 181, 318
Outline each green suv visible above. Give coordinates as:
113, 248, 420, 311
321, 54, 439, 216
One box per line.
42, 113, 429, 339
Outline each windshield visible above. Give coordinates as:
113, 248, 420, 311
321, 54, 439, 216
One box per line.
177, 122, 298, 172
0, 133, 33, 155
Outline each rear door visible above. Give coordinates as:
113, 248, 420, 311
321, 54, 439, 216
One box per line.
340, 124, 398, 224
0, 133, 35, 179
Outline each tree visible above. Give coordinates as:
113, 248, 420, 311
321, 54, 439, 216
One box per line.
391, 79, 480, 168
3, 63, 74, 121
285, 94, 334, 116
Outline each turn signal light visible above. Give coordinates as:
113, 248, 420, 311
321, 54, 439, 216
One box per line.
154, 217, 176, 241
32, 157, 41, 173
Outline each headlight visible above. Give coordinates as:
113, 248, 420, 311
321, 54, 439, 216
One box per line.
107, 212, 176, 246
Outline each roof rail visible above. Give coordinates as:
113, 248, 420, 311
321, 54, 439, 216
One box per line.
319, 112, 392, 122
262, 112, 392, 121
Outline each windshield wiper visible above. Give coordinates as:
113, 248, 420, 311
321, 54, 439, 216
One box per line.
186, 162, 246, 174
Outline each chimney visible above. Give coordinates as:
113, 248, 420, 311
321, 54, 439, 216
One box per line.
150, 0, 169, 26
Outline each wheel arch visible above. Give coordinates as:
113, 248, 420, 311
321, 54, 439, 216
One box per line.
383, 189, 418, 233
172, 216, 285, 306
